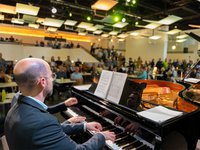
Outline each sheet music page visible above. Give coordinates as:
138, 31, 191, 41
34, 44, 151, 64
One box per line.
184, 78, 200, 83
137, 106, 183, 123
106, 72, 127, 104
94, 70, 113, 99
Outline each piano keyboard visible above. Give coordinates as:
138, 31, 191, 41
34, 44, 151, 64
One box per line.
65, 106, 153, 150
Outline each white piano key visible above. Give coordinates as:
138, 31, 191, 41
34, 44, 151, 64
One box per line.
66, 108, 78, 117
106, 140, 122, 150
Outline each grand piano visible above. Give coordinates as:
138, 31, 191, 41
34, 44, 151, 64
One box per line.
62, 66, 200, 150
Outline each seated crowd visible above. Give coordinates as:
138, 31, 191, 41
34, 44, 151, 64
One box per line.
35, 40, 81, 49
0, 50, 199, 86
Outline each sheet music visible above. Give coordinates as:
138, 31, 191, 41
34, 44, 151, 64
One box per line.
107, 72, 127, 104
137, 106, 183, 123
94, 70, 113, 98
184, 78, 200, 83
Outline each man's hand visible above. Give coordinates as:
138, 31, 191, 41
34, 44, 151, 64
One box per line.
86, 122, 102, 132
64, 97, 78, 106
67, 116, 86, 123
100, 131, 116, 142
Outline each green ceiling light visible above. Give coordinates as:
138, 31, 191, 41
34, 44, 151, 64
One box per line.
132, 0, 136, 5
87, 16, 92, 21
114, 15, 120, 22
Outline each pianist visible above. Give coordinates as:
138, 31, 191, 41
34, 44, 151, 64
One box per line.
4, 58, 115, 150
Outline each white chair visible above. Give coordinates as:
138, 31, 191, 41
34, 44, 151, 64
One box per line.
1, 135, 9, 150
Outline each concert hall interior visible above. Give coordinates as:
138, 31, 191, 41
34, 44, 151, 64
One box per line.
0, 0, 200, 150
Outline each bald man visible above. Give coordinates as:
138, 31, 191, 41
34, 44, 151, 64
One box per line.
4, 58, 115, 150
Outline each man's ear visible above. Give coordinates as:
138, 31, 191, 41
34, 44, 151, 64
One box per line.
37, 77, 46, 88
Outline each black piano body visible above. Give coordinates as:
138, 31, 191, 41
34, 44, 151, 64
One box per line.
62, 77, 200, 150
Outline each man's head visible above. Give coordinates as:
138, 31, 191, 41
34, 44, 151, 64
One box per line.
14, 58, 54, 101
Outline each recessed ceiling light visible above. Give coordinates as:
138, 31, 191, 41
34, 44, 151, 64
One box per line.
122, 18, 126, 23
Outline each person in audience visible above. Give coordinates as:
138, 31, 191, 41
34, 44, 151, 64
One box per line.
0, 37, 4, 41
90, 43, 96, 54
156, 58, 163, 72
71, 66, 83, 84
0, 52, 6, 69
76, 43, 80, 48
55, 56, 63, 67
4, 58, 115, 150
40, 41, 45, 47
56, 65, 68, 79
9, 36, 14, 42
0, 66, 12, 83
64, 56, 72, 68
75, 58, 82, 67
70, 41, 74, 48
35, 41, 39, 46
137, 66, 147, 79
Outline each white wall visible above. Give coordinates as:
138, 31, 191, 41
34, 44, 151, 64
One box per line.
125, 34, 166, 61
0, 44, 98, 63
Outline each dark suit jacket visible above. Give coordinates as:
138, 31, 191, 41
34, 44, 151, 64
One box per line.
11, 92, 67, 114
4, 96, 105, 150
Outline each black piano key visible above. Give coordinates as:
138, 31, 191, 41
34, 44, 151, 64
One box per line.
102, 125, 116, 131
116, 132, 127, 139
115, 135, 128, 142
109, 128, 123, 134
136, 144, 152, 150
116, 136, 134, 146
